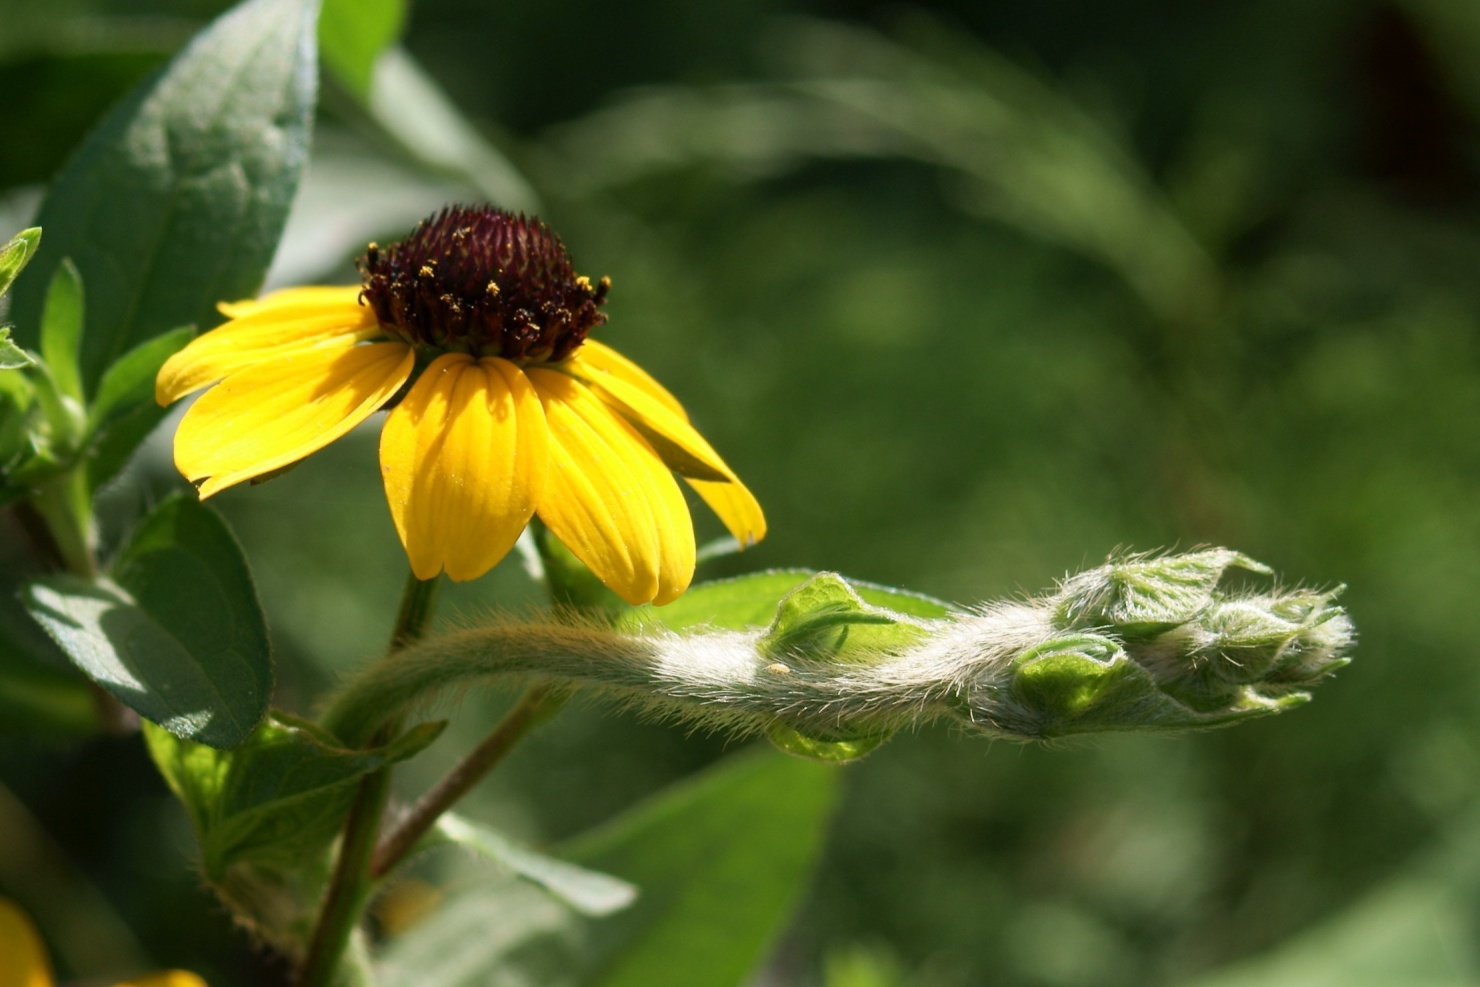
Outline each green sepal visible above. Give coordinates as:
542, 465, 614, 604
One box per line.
39, 258, 84, 401
144, 714, 443, 880
0, 228, 41, 298
21, 494, 271, 748
759, 572, 931, 663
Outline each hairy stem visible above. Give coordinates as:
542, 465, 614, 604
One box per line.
320, 612, 1016, 748
322, 556, 1354, 749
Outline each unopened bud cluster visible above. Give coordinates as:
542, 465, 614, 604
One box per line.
325, 549, 1353, 760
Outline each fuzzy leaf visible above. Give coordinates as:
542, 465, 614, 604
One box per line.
9, 0, 319, 393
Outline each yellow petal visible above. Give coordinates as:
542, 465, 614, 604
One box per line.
562, 355, 766, 546
528, 368, 695, 605
216, 284, 364, 319
380, 354, 549, 582
685, 474, 767, 547
115, 973, 208, 987
158, 297, 380, 406
0, 897, 54, 987
572, 339, 689, 421
562, 355, 730, 481
174, 341, 413, 498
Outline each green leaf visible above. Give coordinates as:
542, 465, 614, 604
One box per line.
623, 568, 953, 634
22, 494, 271, 747
9, 0, 320, 394
381, 748, 840, 987
84, 326, 194, 489
431, 813, 638, 917
39, 258, 84, 401
320, 0, 404, 96
564, 748, 840, 987
0, 329, 34, 371
0, 228, 41, 298
145, 715, 442, 879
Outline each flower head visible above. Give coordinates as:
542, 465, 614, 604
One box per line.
156, 206, 765, 605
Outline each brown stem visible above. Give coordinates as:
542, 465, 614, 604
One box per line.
371, 684, 564, 878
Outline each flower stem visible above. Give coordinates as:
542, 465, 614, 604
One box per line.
370, 684, 566, 878
390, 572, 442, 650
295, 768, 392, 987
298, 572, 440, 987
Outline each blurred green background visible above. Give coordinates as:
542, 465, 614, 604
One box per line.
5, 0, 1480, 983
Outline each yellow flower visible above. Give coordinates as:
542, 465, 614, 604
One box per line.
0, 897, 205, 987
155, 207, 764, 605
